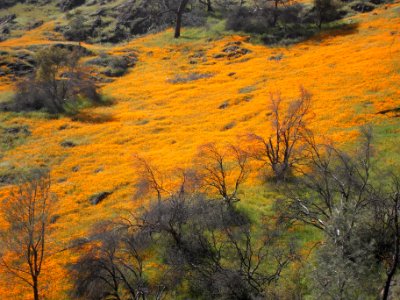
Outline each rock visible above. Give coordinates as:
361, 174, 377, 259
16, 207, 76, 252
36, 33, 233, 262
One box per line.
89, 191, 112, 205
72, 166, 80, 172
0, 173, 16, 185
50, 214, 60, 224
269, 53, 284, 61
58, 0, 86, 11
89, 8, 106, 16
225, 41, 242, 46
53, 43, 93, 56
94, 167, 103, 173
221, 121, 236, 131
69, 237, 90, 248
61, 141, 76, 148
213, 53, 226, 59
58, 124, 70, 130
28, 20, 44, 30
222, 43, 252, 59
0, 1, 17, 9
0, 14, 16, 26
90, 16, 102, 32
99, 25, 128, 43
6, 61, 34, 76
89, 75, 114, 83
219, 101, 230, 109
4, 126, 30, 136
351, 3, 375, 12
1, 27, 10, 35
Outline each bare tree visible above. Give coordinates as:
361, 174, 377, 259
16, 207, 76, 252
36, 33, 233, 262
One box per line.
70, 222, 163, 300
249, 88, 312, 181
280, 127, 400, 298
135, 190, 297, 299
221, 222, 298, 298
14, 46, 100, 114
286, 127, 373, 232
0, 170, 54, 300
195, 143, 249, 206
133, 155, 167, 203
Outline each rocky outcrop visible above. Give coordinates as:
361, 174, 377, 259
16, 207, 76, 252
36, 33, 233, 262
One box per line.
89, 191, 112, 205
58, 0, 85, 11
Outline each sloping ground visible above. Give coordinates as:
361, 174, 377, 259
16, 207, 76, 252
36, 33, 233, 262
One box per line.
0, 2, 400, 299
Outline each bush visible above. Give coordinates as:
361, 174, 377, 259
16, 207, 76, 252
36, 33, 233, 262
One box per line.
86, 53, 130, 77
63, 11, 90, 42
12, 47, 100, 114
313, 0, 344, 28
226, 7, 274, 34
226, 4, 307, 43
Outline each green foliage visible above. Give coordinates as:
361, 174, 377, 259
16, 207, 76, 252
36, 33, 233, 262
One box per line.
63, 11, 89, 42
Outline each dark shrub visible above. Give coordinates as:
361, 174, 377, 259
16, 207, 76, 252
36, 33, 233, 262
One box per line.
226, 4, 305, 36
12, 47, 100, 114
226, 7, 274, 34
86, 54, 130, 77
63, 12, 90, 42
313, 0, 343, 28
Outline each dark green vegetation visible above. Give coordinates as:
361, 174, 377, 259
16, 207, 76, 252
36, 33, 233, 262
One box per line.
67, 118, 400, 299
61, 92, 400, 299
86, 52, 138, 77
1, 46, 103, 114
0, 0, 390, 45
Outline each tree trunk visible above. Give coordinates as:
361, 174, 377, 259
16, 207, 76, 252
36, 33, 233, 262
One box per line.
33, 276, 39, 300
272, 0, 279, 26
382, 200, 400, 300
174, 0, 189, 38
206, 0, 213, 12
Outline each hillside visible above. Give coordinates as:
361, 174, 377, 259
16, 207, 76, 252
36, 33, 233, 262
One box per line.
0, 0, 400, 299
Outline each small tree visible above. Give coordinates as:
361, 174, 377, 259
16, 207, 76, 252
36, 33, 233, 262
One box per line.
133, 155, 167, 203
195, 143, 249, 206
70, 223, 155, 300
64, 10, 89, 43
0, 170, 55, 300
249, 88, 312, 181
314, 0, 341, 29
14, 46, 100, 113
